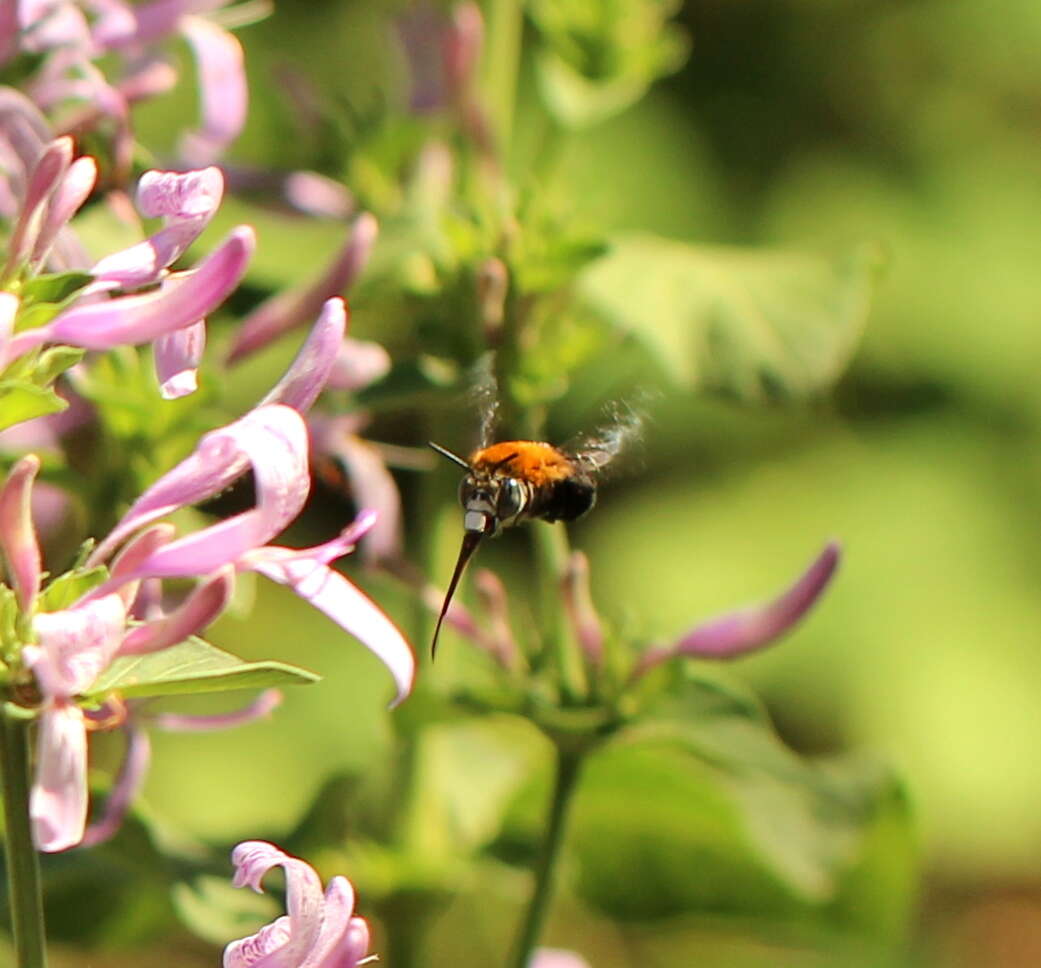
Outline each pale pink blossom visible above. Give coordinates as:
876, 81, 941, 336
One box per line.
224, 841, 372, 968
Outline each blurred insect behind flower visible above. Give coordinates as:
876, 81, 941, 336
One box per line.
428, 394, 644, 657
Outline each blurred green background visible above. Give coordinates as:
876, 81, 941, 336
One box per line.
47, 1, 1041, 965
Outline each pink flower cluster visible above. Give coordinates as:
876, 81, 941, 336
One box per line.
0, 294, 415, 852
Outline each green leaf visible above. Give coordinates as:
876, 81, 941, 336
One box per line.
19, 271, 93, 306
29, 345, 84, 388
529, 0, 689, 129
617, 668, 912, 904
39, 566, 109, 613
0, 380, 66, 431
14, 271, 95, 334
0, 585, 17, 654
579, 235, 885, 402
86, 637, 320, 700
172, 875, 278, 946
411, 718, 545, 857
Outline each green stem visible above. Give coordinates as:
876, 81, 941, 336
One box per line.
508, 746, 583, 968
481, 0, 524, 155
0, 713, 47, 968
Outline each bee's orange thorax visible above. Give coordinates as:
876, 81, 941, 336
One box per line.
469, 441, 575, 485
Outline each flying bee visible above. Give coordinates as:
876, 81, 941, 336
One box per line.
428, 402, 643, 657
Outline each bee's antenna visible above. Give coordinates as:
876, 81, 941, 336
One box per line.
431, 530, 483, 658
428, 441, 470, 470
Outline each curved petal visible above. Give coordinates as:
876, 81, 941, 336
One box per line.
225, 842, 325, 968
314, 429, 401, 564
560, 551, 602, 667
79, 725, 151, 848
179, 16, 247, 165
474, 568, 517, 669
42, 226, 253, 351
227, 214, 377, 364
91, 405, 309, 572
32, 155, 97, 269
299, 877, 366, 968
152, 688, 281, 732
93, 166, 224, 287
672, 542, 840, 659
154, 318, 206, 399
260, 298, 348, 414
30, 702, 88, 852
324, 338, 391, 393
0, 454, 42, 611
635, 543, 841, 678
119, 566, 234, 655
247, 548, 414, 706
3, 136, 72, 280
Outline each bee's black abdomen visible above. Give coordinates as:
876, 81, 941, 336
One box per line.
540, 476, 597, 523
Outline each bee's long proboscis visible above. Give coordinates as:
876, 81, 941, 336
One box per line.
428, 441, 471, 470
431, 529, 484, 659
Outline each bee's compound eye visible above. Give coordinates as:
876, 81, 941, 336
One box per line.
497, 477, 526, 521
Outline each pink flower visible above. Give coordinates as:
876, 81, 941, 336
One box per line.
6, 0, 249, 172
224, 841, 372, 968
632, 542, 841, 678
1, 145, 253, 393
2, 333, 414, 848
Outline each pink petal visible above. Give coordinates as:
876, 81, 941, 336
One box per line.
31, 155, 97, 269
561, 552, 603, 667
93, 166, 225, 288
87, 0, 137, 48
9, 226, 255, 357
674, 542, 840, 658
0, 454, 42, 612
3, 136, 72, 280
119, 566, 234, 655
310, 421, 402, 564
79, 725, 150, 848
283, 171, 353, 219
635, 543, 841, 677
474, 568, 517, 669
226, 214, 377, 365
299, 878, 368, 968
152, 688, 281, 732
247, 544, 414, 706
225, 841, 325, 968
445, 2, 484, 100
154, 318, 206, 399
178, 16, 247, 165
29, 593, 128, 697
531, 949, 592, 968
106, 523, 176, 609
325, 338, 391, 393
0, 88, 50, 174
260, 298, 348, 414
91, 404, 310, 576
0, 290, 15, 367
30, 702, 88, 852
125, 0, 230, 45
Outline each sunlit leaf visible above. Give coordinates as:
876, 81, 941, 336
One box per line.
0, 380, 67, 431
87, 637, 320, 699
19, 270, 93, 306
39, 566, 108, 613
580, 235, 885, 402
